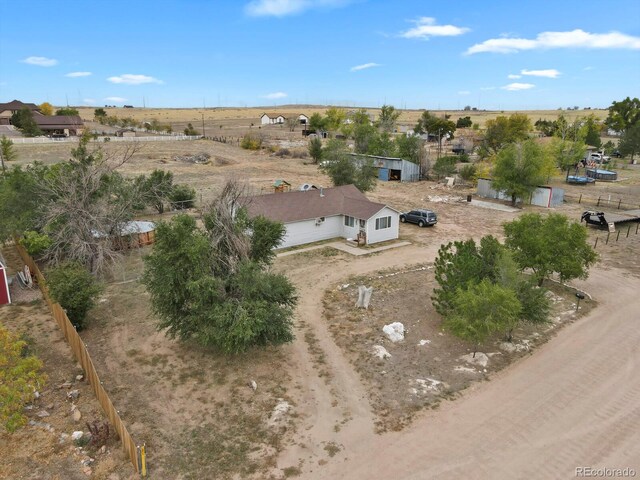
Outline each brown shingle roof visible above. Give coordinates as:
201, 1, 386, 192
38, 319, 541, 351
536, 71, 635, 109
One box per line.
33, 115, 84, 127
244, 184, 392, 223
0, 100, 39, 112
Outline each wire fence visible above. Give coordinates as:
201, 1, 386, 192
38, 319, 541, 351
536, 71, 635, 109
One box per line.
591, 222, 640, 249
10, 135, 202, 144
13, 241, 140, 474
564, 192, 640, 211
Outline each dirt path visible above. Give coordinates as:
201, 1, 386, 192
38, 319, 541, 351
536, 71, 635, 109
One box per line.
278, 248, 640, 478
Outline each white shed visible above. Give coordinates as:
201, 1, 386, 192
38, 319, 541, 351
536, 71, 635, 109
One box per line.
243, 185, 399, 248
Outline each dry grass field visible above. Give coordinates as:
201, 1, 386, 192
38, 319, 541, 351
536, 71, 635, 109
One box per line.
75, 105, 609, 133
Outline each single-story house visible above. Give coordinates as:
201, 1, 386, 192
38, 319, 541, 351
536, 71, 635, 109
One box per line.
115, 128, 136, 137
0, 100, 41, 125
350, 154, 420, 182
243, 184, 399, 248
476, 178, 564, 208
260, 113, 308, 125
33, 115, 84, 136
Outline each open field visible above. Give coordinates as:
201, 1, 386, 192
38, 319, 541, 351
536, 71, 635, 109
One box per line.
73, 105, 609, 133
3, 121, 640, 478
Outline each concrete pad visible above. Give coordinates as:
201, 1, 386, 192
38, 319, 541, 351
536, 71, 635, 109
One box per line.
470, 199, 520, 213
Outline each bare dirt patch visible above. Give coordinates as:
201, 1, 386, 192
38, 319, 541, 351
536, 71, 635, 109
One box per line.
322, 265, 596, 433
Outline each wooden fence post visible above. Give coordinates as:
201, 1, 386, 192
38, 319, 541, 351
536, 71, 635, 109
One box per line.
593, 237, 598, 249
606, 232, 610, 244
597, 196, 601, 207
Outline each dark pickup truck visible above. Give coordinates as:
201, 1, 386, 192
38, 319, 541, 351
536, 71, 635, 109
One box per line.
399, 209, 438, 227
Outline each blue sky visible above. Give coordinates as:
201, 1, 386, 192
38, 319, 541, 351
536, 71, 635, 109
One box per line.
1, 0, 639, 110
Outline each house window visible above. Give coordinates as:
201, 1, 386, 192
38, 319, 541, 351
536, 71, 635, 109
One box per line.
344, 216, 355, 227
375, 216, 392, 230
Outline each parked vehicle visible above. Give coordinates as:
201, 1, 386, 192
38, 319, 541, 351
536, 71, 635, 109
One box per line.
399, 209, 437, 227
612, 150, 622, 158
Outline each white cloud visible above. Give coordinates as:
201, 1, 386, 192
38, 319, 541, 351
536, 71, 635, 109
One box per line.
458, 90, 471, 95
107, 74, 163, 85
263, 92, 288, 99
66, 71, 92, 78
104, 96, 127, 103
83, 98, 96, 104
507, 74, 522, 79
350, 62, 381, 72
480, 86, 496, 91
245, 0, 350, 17
583, 66, 595, 71
401, 17, 469, 39
521, 69, 560, 78
502, 83, 535, 91
21, 56, 58, 67
467, 29, 640, 54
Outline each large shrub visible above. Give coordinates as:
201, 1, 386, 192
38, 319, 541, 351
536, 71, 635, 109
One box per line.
169, 184, 196, 210
46, 262, 103, 330
240, 134, 262, 150
0, 326, 47, 432
20, 231, 52, 257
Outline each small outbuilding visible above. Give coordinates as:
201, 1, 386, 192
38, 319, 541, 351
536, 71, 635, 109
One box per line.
350, 154, 420, 182
476, 178, 565, 207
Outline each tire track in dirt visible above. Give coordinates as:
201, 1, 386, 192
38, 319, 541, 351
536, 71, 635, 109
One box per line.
292, 267, 640, 479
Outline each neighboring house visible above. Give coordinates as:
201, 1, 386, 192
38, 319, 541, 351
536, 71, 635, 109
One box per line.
243, 184, 399, 248
0, 99, 41, 125
33, 115, 84, 136
260, 113, 308, 125
350, 153, 420, 182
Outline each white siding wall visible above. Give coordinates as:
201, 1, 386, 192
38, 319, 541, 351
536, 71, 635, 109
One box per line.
279, 215, 343, 248
342, 216, 362, 241
260, 115, 271, 125
366, 207, 399, 244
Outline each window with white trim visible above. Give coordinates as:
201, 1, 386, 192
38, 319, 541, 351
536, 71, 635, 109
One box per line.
375, 216, 392, 230
344, 215, 355, 227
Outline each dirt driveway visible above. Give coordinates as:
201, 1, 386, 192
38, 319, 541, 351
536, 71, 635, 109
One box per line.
274, 242, 640, 479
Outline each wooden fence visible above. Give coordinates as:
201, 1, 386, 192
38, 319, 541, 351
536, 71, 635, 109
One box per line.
14, 241, 140, 473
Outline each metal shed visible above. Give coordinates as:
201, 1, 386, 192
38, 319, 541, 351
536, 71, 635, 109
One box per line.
350, 154, 420, 182
476, 178, 564, 207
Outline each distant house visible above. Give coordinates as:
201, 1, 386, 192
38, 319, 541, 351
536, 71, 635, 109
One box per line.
260, 113, 308, 125
33, 115, 84, 136
243, 184, 399, 248
0, 99, 41, 125
350, 154, 420, 182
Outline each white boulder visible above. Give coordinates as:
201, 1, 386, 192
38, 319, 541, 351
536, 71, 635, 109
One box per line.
372, 345, 391, 359
383, 322, 405, 342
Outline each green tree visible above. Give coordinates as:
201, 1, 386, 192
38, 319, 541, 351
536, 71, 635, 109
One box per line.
432, 155, 457, 179
491, 140, 546, 206
169, 184, 196, 210
0, 163, 48, 242
546, 138, 587, 180
308, 113, 326, 132
581, 115, 602, 148
10, 108, 42, 137
377, 105, 401, 133
432, 236, 504, 317
55, 107, 79, 116
353, 122, 377, 154
308, 137, 323, 164
39, 102, 54, 116
414, 111, 456, 150
137, 169, 174, 213
534, 119, 557, 137
320, 139, 377, 192
0, 326, 47, 433
367, 132, 396, 157
46, 262, 104, 329
456, 116, 472, 128
0, 135, 17, 173
504, 213, 598, 286
142, 183, 297, 353
481, 113, 532, 155
94, 108, 107, 123
444, 280, 522, 356
618, 123, 640, 163
324, 107, 346, 133
394, 133, 424, 165
605, 97, 640, 133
